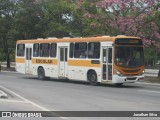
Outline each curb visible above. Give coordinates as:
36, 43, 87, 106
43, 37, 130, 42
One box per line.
0, 90, 8, 98
137, 82, 160, 85
0, 71, 18, 73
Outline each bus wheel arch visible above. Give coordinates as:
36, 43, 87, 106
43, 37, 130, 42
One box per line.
37, 66, 46, 80
87, 70, 98, 86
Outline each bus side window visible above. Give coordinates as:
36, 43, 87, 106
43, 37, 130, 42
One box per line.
40, 43, 50, 57
88, 42, 100, 59
17, 44, 25, 57
69, 43, 74, 58
50, 43, 57, 57
33, 43, 39, 57
108, 48, 112, 63
74, 42, 87, 58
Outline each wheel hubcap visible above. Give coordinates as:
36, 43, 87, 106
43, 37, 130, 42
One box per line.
38, 69, 43, 79
91, 74, 96, 82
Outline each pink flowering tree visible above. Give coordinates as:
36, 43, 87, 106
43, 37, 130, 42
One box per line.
78, 0, 160, 66
80, 0, 159, 45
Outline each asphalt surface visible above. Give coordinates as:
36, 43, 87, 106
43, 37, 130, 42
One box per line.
0, 71, 160, 120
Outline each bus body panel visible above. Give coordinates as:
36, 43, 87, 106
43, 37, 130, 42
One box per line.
31, 58, 59, 78
67, 65, 102, 82
16, 62, 25, 74
15, 36, 145, 85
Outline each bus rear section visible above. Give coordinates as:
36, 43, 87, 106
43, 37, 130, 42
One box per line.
16, 43, 33, 74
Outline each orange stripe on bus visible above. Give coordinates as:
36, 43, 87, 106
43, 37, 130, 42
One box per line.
32, 58, 58, 65
68, 60, 101, 67
16, 58, 25, 63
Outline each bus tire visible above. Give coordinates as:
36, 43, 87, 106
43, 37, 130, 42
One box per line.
88, 71, 98, 86
38, 67, 46, 80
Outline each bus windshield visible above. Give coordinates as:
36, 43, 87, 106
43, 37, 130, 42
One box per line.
115, 46, 144, 68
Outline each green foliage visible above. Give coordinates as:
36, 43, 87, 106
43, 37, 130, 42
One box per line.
42, 0, 74, 38
144, 46, 160, 66
14, 0, 44, 39
70, 0, 104, 37
0, 0, 160, 67
0, 49, 5, 63
0, 0, 17, 68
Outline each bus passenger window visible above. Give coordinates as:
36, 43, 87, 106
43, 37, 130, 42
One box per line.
69, 43, 74, 58
40, 43, 50, 57
74, 42, 87, 58
33, 44, 39, 57
50, 43, 57, 57
108, 48, 112, 63
17, 44, 25, 57
60, 48, 64, 61
88, 42, 100, 59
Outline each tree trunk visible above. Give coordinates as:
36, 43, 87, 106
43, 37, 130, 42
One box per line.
158, 69, 160, 78
2, 35, 10, 68
6, 53, 10, 68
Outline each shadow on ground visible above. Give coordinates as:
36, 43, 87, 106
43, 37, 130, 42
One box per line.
20, 75, 143, 89
144, 77, 160, 83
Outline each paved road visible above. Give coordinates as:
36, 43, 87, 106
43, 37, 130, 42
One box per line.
0, 72, 160, 120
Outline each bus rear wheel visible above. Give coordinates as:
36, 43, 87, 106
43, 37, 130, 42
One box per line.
38, 67, 46, 80
88, 71, 98, 86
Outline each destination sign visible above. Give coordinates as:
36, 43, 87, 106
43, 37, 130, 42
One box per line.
115, 38, 142, 45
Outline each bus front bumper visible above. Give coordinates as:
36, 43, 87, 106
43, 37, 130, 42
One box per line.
112, 74, 145, 83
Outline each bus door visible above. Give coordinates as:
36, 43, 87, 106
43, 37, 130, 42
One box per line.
25, 44, 32, 74
102, 47, 113, 81
59, 47, 68, 77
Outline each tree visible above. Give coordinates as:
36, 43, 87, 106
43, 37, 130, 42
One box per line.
15, 0, 44, 39
70, 0, 104, 37
81, 0, 160, 44
42, 0, 74, 38
0, 49, 5, 65
0, 0, 17, 68
143, 1, 160, 66
79, 0, 160, 66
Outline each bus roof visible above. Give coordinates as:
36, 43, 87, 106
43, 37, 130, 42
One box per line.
16, 36, 140, 44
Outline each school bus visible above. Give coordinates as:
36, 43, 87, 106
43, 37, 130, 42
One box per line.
16, 36, 145, 86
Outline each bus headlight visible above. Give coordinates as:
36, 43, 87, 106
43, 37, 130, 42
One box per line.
142, 70, 145, 74
115, 70, 124, 77
138, 70, 145, 76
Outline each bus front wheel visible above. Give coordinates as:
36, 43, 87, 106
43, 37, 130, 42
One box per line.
38, 67, 46, 80
88, 71, 98, 86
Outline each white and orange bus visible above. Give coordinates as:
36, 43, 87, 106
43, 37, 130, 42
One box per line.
16, 36, 145, 86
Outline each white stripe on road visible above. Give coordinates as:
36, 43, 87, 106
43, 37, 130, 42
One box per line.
0, 85, 68, 119
136, 82, 160, 86
4, 75, 16, 78
1, 71, 18, 73
139, 90, 160, 94
0, 86, 50, 111
0, 99, 28, 103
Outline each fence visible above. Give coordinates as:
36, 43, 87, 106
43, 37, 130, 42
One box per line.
145, 69, 159, 77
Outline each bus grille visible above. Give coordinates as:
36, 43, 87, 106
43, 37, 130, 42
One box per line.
123, 69, 140, 73
126, 77, 137, 80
